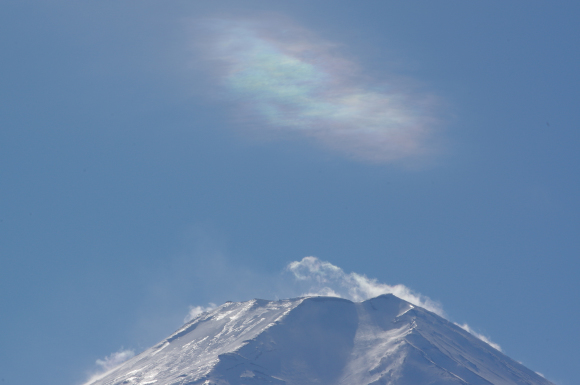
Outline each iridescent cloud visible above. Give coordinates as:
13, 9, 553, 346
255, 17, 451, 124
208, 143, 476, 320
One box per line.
195, 17, 442, 162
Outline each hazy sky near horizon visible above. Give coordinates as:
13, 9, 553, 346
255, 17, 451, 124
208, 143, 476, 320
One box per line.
1, 2, 579, 385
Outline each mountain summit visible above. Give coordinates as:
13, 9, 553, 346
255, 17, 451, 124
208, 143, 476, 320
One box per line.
86, 295, 553, 385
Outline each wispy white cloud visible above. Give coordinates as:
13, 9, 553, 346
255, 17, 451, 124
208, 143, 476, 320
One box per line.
184, 303, 217, 323
195, 16, 442, 162
286, 256, 445, 316
455, 323, 502, 351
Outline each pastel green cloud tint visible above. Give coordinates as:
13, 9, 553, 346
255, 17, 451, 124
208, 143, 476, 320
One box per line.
201, 19, 440, 162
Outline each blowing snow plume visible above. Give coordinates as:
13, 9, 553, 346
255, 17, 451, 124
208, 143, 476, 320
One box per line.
179, 253, 500, 352
184, 303, 217, 323
286, 256, 445, 316
96, 350, 135, 372
194, 16, 442, 162
286, 256, 501, 351
84, 349, 135, 384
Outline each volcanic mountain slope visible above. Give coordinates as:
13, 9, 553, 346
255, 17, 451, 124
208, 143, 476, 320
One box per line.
86, 294, 554, 385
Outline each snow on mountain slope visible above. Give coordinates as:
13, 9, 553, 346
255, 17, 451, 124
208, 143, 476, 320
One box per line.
85, 295, 553, 385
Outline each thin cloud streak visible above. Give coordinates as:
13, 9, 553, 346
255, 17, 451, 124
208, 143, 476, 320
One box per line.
195, 17, 442, 162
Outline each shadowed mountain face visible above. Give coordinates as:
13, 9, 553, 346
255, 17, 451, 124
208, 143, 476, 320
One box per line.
86, 295, 553, 385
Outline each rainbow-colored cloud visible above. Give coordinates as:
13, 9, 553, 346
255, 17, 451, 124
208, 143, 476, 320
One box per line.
196, 17, 441, 162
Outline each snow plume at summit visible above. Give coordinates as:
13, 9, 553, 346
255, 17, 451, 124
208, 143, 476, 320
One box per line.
195, 17, 441, 162
287, 256, 444, 316
179, 254, 501, 352
286, 256, 502, 351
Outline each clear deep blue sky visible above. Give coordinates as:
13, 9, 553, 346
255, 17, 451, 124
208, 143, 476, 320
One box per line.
1, 1, 579, 384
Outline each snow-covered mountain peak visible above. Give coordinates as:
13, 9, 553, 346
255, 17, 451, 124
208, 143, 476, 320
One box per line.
86, 295, 554, 385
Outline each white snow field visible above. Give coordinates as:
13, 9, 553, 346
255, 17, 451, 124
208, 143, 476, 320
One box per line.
86, 294, 554, 385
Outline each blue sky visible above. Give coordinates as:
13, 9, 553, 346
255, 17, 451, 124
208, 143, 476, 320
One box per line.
1, 1, 579, 384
